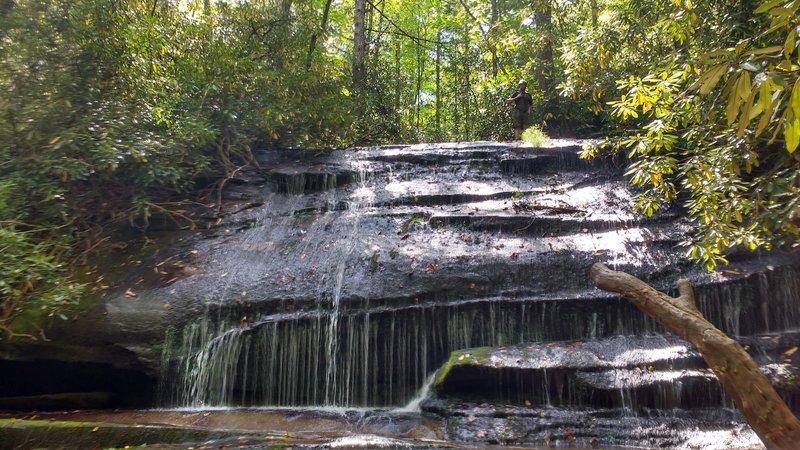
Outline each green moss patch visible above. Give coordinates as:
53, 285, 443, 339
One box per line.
433, 346, 493, 390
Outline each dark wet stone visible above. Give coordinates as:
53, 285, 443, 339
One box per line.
1, 140, 798, 448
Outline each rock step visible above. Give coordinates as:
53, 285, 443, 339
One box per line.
429, 333, 800, 412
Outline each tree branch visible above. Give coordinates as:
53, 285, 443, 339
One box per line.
590, 262, 800, 450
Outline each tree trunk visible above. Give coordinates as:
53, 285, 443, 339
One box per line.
279, 0, 292, 20
532, 0, 554, 98
589, 263, 800, 450
490, 0, 498, 78
415, 40, 423, 129
394, 39, 401, 115
305, 0, 333, 69
352, 0, 367, 89
590, 0, 597, 28
435, 30, 441, 140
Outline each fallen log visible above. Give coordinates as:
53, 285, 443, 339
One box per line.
589, 262, 800, 450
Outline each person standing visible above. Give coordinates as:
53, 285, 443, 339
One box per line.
506, 80, 532, 140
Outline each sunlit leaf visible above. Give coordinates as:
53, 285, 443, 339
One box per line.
786, 118, 800, 153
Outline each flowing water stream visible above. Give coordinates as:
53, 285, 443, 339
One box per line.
132, 141, 800, 448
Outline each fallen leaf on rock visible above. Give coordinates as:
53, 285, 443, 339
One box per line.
425, 263, 438, 273
524, 399, 532, 407
467, 415, 475, 423
125, 289, 138, 298
510, 252, 519, 260
91, 426, 99, 432
784, 347, 798, 356
468, 282, 476, 289
475, 430, 487, 438
401, 234, 410, 240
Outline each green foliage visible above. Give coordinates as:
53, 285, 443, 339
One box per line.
0, 0, 362, 337
0, 224, 85, 339
576, 0, 800, 270
1, 0, 795, 333
522, 125, 550, 147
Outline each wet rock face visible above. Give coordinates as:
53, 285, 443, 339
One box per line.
5, 141, 800, 436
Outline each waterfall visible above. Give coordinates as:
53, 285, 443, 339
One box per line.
154, 143, 800, 412
160, 263, 800, 408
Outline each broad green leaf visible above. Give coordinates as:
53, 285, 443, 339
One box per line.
755, 83, 776, 137
699, 64, 728, 95
738, 90, 756, 137
746, 45, 783, 56
792, 79, 800, 119
727, 74, 743, 125
785, 27, 797, 57
786, 118, 800, 153
755, 0, 785, 14
769, 7, 795, 17
738, 71, 752, 101
700, 49, 733, 64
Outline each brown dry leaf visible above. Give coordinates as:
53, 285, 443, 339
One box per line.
510, 252, 519, 260
400, 234, 410, 240
722, 269, 741, 276
125, 289, 138, 298
425, 263, 438, 273
468, 282, 476, 289
91, 426, 99, 432
783, 346, 798, 356
467, 414, 475, 423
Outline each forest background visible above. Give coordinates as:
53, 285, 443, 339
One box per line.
0, 0, 799, 337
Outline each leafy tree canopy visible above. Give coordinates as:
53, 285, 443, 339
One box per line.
0, 0, 797, 336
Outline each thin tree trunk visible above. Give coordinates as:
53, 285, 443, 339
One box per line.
532, 0, 554, 97
394, 40, 401, 115
415, 41, 422, 129
459, 0, 498, 79
589, 263, 800, 450
463, 33, 472, 139
490, 0, 498, 78
353, 0, 367, 89
306, 0, 333, 69
435, 30, 441, 140
590, 0, 597, 28
279, 0, 292, 20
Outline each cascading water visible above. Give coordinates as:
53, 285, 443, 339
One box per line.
147, 141, 800, 447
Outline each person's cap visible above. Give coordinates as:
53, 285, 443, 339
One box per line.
519, 79, 527, 86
